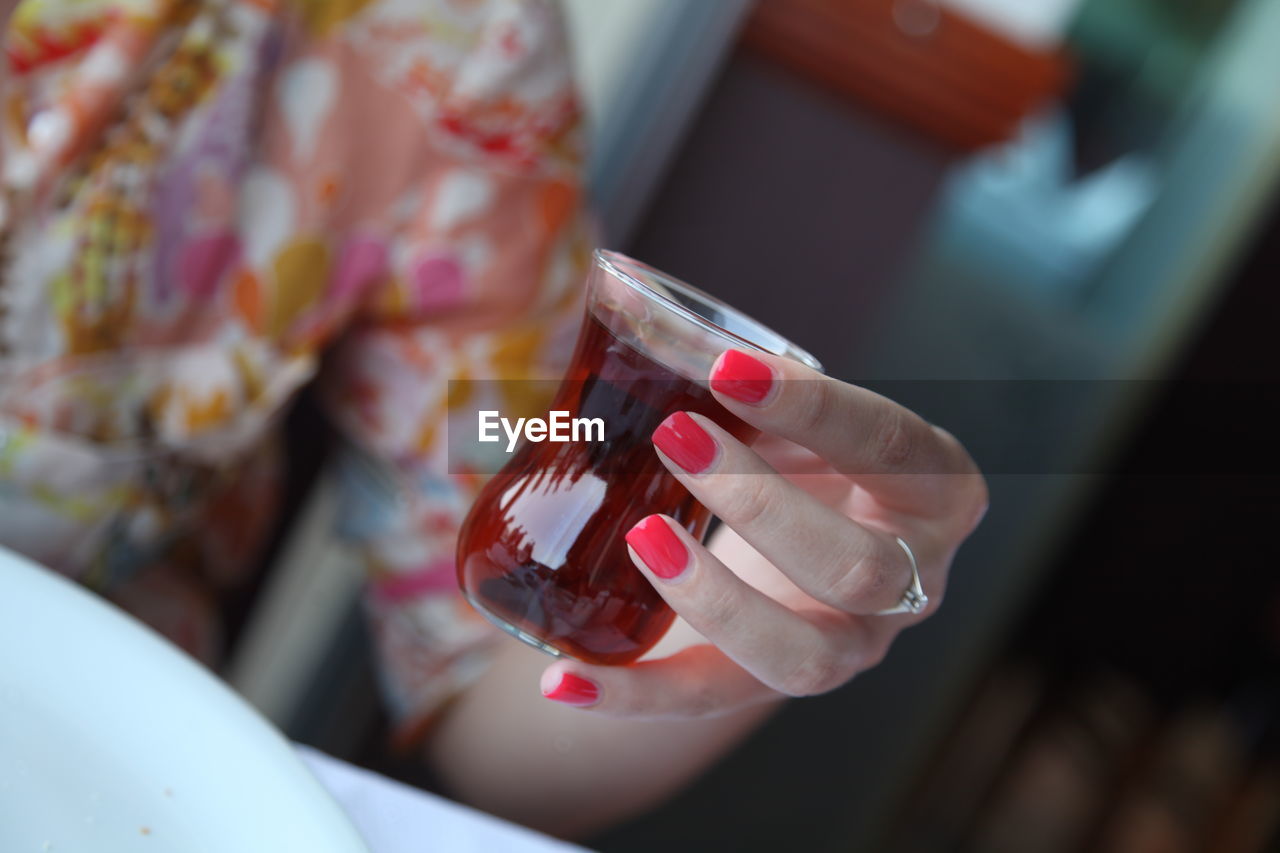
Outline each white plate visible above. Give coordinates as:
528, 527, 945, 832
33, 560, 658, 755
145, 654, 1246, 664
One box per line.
0, 547, 369, 853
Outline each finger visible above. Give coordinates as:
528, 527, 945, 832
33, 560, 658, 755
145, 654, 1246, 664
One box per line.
622, 513, 880, 693
539, 645, 778, 719
708, 348, 982, 516
652, 412, 931, 615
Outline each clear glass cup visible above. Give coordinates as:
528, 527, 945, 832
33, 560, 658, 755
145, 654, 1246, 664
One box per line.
456, 250, 822, 664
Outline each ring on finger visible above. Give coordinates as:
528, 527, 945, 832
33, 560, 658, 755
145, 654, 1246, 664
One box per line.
875, 537, 928, 616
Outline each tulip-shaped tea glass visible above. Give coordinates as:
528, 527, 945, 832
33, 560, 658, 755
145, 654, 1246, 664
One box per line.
456, 250, 822, 664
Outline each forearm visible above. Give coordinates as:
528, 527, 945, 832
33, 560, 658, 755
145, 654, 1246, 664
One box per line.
425, 626, 782, 839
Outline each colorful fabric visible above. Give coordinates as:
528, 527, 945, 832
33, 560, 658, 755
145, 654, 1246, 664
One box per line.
0, 0, 591, 740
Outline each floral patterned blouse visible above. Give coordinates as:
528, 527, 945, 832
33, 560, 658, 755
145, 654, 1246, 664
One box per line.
0, 0, 591, 744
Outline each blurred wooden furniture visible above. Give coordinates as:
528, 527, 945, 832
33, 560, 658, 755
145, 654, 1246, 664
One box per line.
743, 0, 1071, 150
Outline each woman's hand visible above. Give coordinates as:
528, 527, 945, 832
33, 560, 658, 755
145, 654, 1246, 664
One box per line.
538, 348, 987, 716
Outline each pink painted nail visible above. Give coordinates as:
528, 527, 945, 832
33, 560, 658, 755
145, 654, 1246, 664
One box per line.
710, 350, 775, 405
652, 412, 718, 474
625, 515, 690, 580
542, 672, 600, 706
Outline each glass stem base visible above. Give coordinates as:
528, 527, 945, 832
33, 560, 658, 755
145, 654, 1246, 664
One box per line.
462, 591, 566, 660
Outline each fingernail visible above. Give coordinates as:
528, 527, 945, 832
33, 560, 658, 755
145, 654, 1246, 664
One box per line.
542, 672, 600, 706
652, 411, 717, 474
625, 515, 689, 580
710, 350, 774, 405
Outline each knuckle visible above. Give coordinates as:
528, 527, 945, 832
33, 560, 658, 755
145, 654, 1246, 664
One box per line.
716, 474, 774, 529
681, 679, 723, 718
670, 647, 732, 718
779, 642, 849, 697
873, 409, 919, 471
828, 549, 895, 612
696, 583, 741, 630
617, 685, 661, 717
796, 378, 835, 434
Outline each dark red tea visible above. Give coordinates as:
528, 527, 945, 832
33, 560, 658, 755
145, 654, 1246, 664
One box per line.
456, 312, 757, 664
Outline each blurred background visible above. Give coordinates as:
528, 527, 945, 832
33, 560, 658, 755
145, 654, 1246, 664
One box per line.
222, 0, 1280, 849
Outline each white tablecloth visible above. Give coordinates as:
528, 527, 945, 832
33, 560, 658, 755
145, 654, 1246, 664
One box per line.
296, 746, 588, 853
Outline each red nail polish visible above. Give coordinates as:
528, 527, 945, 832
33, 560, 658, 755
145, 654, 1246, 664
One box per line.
543, 673, 600, 706
652, 411, 717, 473
625, 515, 689, 580
710, 350, 774, 405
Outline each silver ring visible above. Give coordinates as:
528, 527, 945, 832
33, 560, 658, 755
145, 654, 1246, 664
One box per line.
876, 537, 928, 615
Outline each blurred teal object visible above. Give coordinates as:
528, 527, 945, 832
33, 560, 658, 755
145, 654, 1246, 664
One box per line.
933, 109, 1158, 302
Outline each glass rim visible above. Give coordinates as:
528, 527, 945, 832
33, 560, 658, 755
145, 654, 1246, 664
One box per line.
592, 249, 823, 372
